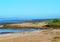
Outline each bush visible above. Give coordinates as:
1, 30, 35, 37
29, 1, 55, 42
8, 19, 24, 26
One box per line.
47, 18, 60, 27
32, 22, 39, 24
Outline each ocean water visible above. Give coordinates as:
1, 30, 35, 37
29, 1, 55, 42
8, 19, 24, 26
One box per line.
0, 28, 41, 33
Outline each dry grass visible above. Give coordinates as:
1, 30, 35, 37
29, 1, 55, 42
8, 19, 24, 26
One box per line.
52, 31, 60, 42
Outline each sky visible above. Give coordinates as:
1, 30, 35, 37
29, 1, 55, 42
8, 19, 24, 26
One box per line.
0, 0, 60, 20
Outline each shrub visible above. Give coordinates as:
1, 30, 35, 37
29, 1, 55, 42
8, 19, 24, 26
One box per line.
47, 18, 60, 27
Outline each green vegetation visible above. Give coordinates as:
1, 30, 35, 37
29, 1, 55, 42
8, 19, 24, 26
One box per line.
47, 18, 60, 27
32, 22, 39, 24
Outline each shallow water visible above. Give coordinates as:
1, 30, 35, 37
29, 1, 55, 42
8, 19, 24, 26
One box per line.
0, 28, 41, 33
0, 25, 42, 34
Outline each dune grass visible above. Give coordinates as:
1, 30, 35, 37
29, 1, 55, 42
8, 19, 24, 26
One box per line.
32, 22, 39, 24
47, 18, 60, 27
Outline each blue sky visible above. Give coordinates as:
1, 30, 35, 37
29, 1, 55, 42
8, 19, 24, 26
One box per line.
0, 0, 60, 19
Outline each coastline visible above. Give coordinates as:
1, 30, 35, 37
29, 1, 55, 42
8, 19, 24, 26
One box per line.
0, 29, 60, 42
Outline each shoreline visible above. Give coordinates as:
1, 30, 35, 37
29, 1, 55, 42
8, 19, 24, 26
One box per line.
0, 29, 60, 42
0, 30, 43, 40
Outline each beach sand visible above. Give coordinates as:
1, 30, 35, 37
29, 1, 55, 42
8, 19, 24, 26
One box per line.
0, 29, 60, 42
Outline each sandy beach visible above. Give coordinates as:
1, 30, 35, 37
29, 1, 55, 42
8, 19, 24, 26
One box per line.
0, 29, 59, 42
0, 29, 60, 42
